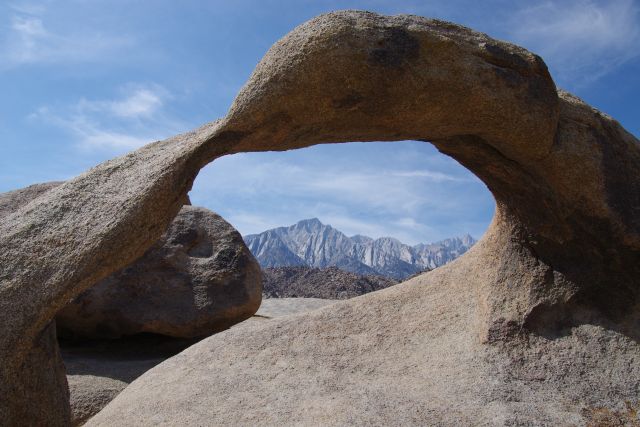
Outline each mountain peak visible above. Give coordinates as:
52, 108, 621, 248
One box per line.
460, 233, 476, 245
292, 218, 328, 233
296, 218, 323, 226
244, 219, 477, 280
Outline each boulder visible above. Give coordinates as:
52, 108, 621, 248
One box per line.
57, 205, 262, 339
60, 298, 334, 425
61, 334, 195, 426
89, 251, 640, 426
66, 375, 126, 427
1, 10, 639, 426
0, 124, 213, 425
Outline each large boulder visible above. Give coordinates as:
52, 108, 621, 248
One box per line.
57, 205, 262, 339
61, 298, 335, 425
1, 10, 638, 426
89, 249, 640, 426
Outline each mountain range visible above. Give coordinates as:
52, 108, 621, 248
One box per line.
244, 218, 476, 280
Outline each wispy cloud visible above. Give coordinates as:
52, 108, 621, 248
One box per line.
8, 1, 47, 15
32, 107, 152, 150
30, 84, 185, 151
226, 212, 297, 235
389, 170, 470, 182
318, 213, 444, 245
1, 3, 133, 67
228, 204, 447, 246
76, 86, 168, 120
199, 156, 468, 217
191, 144, 494, 244
508, 0, 640, 85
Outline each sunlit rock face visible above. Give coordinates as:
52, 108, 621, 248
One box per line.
1, 10, 639, 426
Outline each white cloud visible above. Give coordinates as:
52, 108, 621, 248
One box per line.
190, 146, 493, 244
304, 171, 426, 215
221, 206, 455, 246
109, 89, 164, 119
319, 213, 440, 244
509, 0, 640, 85
389, 170, 470, 182
198, 155, 464, 218
77, 86, 168, 120
12, 15, 46, 37
1, 4, 133, 67
225, 212, 297, 236
30, 84, 184, 151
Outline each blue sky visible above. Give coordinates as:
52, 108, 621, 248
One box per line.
0, 1, 638, 244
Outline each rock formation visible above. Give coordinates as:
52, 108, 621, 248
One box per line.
1, 10, 639, 426
61, 334, 197, 426
262, 266, 397, 299
0, 181, 63, 217
61, 298, 334, 426
0, 181, 71, 426
254, 297, 337, 318
57, 205, 262, 339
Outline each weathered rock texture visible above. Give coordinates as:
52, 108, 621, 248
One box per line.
0, 181, 63, 217
254, 297, 337, 318
0, 181, 71, 426
90, 253, 640, 426
61, 334, 196, 426
1, 10, 639, 426
60, 299, 332, 426
57, 205, 262, 339
262, 266, 397, 299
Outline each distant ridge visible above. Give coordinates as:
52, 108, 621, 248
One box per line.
262, 266, 398, 299
244, 218, 476, 280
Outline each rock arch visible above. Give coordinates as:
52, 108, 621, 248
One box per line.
1, 11, 638, 425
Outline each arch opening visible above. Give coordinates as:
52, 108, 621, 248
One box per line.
2, 11, 640, 425
190, 140, 494, 248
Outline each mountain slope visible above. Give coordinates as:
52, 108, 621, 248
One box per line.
244, 219, 476, 280
243, 230, 307, 267
262, 266, 398, 299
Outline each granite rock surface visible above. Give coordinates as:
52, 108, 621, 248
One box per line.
1, 10, 638, 426
57, 205, 262, 339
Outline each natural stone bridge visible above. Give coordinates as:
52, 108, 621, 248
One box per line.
1, 11, 638, 426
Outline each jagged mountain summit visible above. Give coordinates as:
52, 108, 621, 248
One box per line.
243, 218, 476, 280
